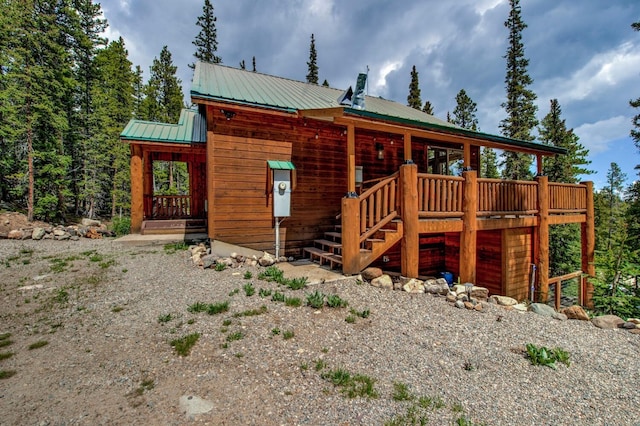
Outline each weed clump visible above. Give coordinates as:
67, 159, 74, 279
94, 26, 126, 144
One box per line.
525, 343, 570, 369
170, 333, 200, 356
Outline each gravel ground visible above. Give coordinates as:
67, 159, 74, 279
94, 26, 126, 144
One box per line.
0, 238, 639, 426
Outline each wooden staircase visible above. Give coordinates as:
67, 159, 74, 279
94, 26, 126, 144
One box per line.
141, 218, 206, 235
303, 220, 403, 272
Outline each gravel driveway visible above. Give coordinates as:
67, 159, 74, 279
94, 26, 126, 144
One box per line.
0, 238, 638, 425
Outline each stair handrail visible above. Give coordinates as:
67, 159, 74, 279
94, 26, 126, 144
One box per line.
358, 174, 399, 243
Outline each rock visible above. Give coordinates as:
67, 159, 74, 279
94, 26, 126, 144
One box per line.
258, 252, 276, 267
452, 284, 467, 295
474, 303, 484, 312
201, 254, 219, 269
629, 329, 640, 335
230, 252, 238, 259
464, 301, 474, 310
361, 267, 383, 281
626, 318, 640, 325
591, 315, 625, 329
561, 305, 590, 321
446, 293, 457, 303
488, 295, 518, 306
278, 256, 288, 263
552, 313, 568, 321
424, 281, 449, 295
529, 303, 557, 317
31, 227, 46, 240
393, 281, 404, 291
435, 278, 449, 287
53, 229, 66, 237
70, 235, 79, 241
513, 303, 528, 312
470, 286, 489, 301
454, 300, 465, 309
371, 274, 393, 290
8, 229, 24, 239
402, 278, 425, 294
179, 395, 214, 420
621, 322, 637, 330
55, 233, 70, 240
81, 218, 101, 227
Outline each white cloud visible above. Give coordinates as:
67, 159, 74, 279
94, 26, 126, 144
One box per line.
474, 0, 505, 15
539, 41, 640, 103
371, 60, 403, 97
574, 115, 629, 154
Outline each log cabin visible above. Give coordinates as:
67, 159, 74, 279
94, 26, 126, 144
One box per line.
121, 62, 595, 306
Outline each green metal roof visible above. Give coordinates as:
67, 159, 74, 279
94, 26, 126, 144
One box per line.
267, 160, 296, 170
191, 62, 566, 156
120, 108, 206, 144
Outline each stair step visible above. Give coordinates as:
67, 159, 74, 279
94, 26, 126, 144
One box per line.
303, 247, 332, 264
324, 231, 342, 240
365, 238, 385, 243
314, 239, 342, 250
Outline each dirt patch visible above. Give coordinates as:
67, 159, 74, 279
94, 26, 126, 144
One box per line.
0, 212, 50, 235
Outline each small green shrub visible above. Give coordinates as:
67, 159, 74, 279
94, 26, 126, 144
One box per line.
345, 315, 356, 323
392, 382, 413, 401
54, 288, 69, 304
258, 266, 284, 282
271, 328, 280, 335
111, 306, 124, 313
187, 302, 209, 313
283, 330, 295, 340
321, 368, 378, 399
285, 276, 308, 290
271, 291, 285, 302
314, 359, 326, 371
0, 352, 14, 360
351, 308, 370, 319
259, 288, 272, 298
222, 319, 232, 326
158, 313, 173, 324
0, 340, 13, 348
306, 290, 325, 309
28, 340, 49, 350
233, 305, 268, 317
243, 282, 255, 297
170, 333, 200, 356
0, 333, 11, 341
244, 271, 253, 280
326, 294, 348, 308
164, 241, 188, 254
0, 370, 16, 379
88, 253, 103, 262
226, 331, 244, 342
214, 263, 227, 271
525, 343, 570, 369
228, 288, 240, 296
207, 301, 230, 315
285, 297, 302, 307
111, 216, 131, 236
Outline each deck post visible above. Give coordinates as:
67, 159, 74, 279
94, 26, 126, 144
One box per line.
130, 144, 143, 233
347, 124, 357, 195
581, 181, 595, 308
206, 122, 216, 240
459, 170, 478, 283
403, 131, 412, 163
400, 163, 419, 278
341, 196, 361, 275
536, 175, 549, 302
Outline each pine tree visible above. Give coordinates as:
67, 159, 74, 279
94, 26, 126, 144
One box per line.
239, 60, 245, 70
306, 34, 318, 84
252, 56, 256, 72
539, 99, 591, 182
190, 0, 221, 69
538, 99, 592, 276
407, 66, 421, 109
141, 46, 184, 123
92, 37, 135, 217
422, 100, 434, 115
499, 0, 538, 180
481, 148, 500, 178
631, 20, 640, 156
132, 65, 144, 118
322, 79, 329, 87
4, 0, 74, 221
451, 89, 478, 131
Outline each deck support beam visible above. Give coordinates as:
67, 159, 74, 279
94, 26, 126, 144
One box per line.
130, 144, 143, 234
401, 163, 419, 278
206, 127, 216, 240
536, 175, 549, 302
581, 181, 595, 308
347, 124, 356, 195
459, 170, 478, 283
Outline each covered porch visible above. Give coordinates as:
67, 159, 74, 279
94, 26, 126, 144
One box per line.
301, 108, 595, 305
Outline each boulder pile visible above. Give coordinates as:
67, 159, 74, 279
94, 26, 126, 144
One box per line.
2, 218, 114, 241
188, 243, 289, 269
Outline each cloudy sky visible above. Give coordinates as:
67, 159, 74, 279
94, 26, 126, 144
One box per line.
103, 0, 640, 188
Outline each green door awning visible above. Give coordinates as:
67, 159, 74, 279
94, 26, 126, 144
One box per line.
267, 160, 295, 170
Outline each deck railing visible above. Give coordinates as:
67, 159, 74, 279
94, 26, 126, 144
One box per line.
152, 195, 191, 219
417, 174, 464, 218
549, 182, 587, 213
358, 174, 399, 242
477, 178, 538, 216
